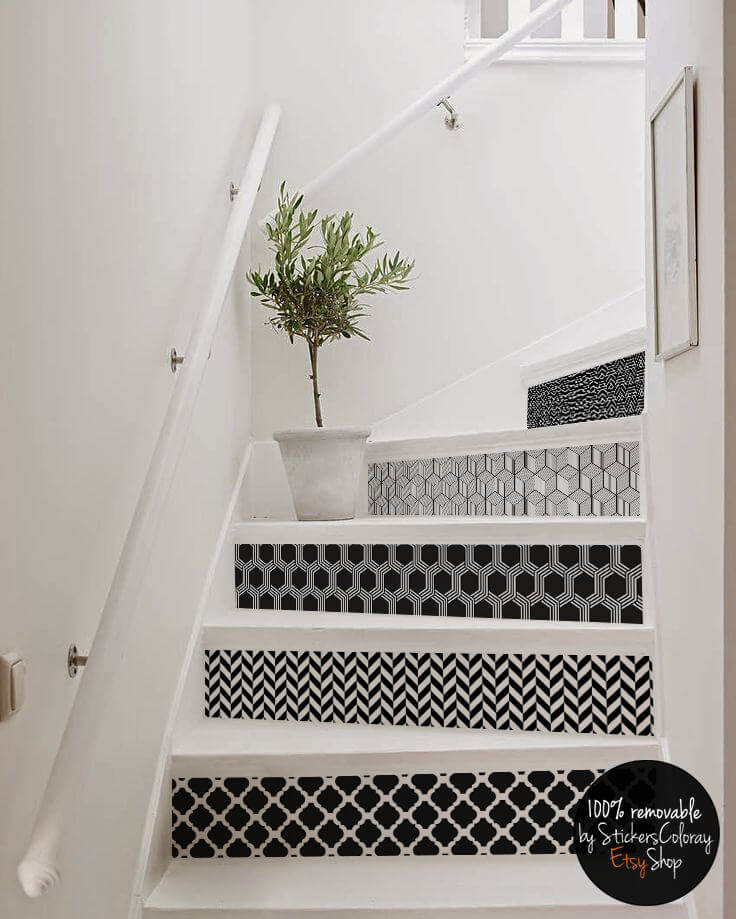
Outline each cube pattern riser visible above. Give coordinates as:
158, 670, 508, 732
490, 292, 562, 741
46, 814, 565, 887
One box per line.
235, 544, 643, 624
205, 650, 654, 737
171, 768, 603, 859
369, 442, 640, 518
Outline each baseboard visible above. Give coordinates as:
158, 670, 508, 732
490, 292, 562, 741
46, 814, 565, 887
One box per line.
127, 441, 254, 919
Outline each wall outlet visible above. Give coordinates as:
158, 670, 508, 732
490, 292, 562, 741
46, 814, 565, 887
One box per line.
0, 652, 26, 721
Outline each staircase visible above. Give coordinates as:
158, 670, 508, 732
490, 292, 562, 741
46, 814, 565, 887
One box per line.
143, 355, 682, 917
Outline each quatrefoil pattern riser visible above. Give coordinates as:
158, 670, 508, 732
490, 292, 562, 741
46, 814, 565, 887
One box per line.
235, 543, 643, 624
527, 353, 645, 429
171, 769, 603, 859
205, 650, 654, 736
368, 442, 640, 517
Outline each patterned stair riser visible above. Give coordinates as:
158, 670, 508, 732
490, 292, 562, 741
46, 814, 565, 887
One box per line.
369, 442, 640, 518
171, 769, 602, 859
527, 352, 645, 429
205, 650, 654, 737
236, 544, 643, 624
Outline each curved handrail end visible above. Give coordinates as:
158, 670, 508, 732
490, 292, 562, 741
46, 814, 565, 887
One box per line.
18, 858, 61, 898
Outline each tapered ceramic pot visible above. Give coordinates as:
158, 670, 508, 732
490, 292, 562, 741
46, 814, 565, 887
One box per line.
274, 427, 372, 521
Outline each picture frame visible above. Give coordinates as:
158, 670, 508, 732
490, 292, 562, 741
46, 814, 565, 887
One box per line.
649, 66, 698, 361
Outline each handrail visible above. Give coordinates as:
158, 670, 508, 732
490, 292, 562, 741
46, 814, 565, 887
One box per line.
17, 103, 281, 899
259, 0, 574, 227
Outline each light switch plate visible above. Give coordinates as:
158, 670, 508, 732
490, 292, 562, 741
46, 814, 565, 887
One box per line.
0, 652, 24, 720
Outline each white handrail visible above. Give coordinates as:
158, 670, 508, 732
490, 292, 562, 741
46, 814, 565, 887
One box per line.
17, 103, 281, 899
259, 0, 573, 227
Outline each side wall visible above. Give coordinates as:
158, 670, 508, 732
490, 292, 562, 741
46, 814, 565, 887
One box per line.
645, 3, 724, 918
250, 0, 645, 438
0, 3, 259, 916
724, 0, 736, 911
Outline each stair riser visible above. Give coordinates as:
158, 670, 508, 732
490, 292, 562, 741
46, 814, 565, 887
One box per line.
171, 768, 601, 859
145, 909, 685, 919
527, 352, 645, 429
235, 544, 643, 625
204, 650, 653, 737
369, 442, 640, 518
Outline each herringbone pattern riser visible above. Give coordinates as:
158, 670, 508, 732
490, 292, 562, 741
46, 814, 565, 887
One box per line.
205, 650, 654, 737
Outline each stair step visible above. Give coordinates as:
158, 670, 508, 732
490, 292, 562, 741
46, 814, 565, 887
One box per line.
203, 645, 653, 737
368, 422, 640, 518
526, 352, 645, 430
367, 416, 642, 461
173, 720, 661, 774
233, 524, 644, 626
204, 610, 655, 654
519, 334, 647, 388
145, 858, 685, 917
232, 517, 646, 544
170, 766, 615, 860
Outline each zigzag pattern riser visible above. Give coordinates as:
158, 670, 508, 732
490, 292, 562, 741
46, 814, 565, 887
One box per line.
171, 768, 604, 859
368, 442, 640, 518
205, 650, 654, 737
235, 543, 643, 624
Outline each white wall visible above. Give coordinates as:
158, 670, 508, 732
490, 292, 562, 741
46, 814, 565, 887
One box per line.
249, 0, 644, 440
0, 2, 260, 916
645, 3, 724, 918
372, 287, 645, 440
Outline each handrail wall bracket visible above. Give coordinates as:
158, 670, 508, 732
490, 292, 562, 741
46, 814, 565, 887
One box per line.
67, 646, 88, 679
438, 98, 461, 131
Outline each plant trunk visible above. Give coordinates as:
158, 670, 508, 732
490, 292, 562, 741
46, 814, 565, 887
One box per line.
308, 341, 323, 428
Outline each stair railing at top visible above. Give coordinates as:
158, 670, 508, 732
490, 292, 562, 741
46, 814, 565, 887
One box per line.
17, 103, 281, 900
467, 0, 643, 42
259, 0, 575, 228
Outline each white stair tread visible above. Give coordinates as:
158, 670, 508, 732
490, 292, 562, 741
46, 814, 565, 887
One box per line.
232, 517, 646, 544
519, 333, 646, 388
203, 610, 654, 655
367, 414, 642, 462
145, 857, 683, 916
172, 720, 661, 775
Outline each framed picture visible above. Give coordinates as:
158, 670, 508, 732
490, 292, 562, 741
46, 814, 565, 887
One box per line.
649, 66, 698, 361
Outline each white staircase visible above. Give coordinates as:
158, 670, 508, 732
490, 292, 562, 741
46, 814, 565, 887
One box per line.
142, 411, 684, 917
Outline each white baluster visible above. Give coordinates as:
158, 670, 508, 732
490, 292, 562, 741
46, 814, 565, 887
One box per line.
508, 0, 532, 31
615, 0, 638, 39
465, 0, 482, 39
560, 0, 585, 38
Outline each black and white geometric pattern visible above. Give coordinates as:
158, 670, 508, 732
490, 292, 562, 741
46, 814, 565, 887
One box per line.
235, 544, 643, 624
205, 650, 654, 736
527, 352, 645, 429
171, 768, 603, 859
368, 442, 640, 517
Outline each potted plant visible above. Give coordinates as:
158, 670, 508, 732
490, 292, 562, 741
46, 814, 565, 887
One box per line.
247, 184, 414, 520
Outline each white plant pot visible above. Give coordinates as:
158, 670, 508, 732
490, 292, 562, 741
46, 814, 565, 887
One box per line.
274, 427, 372, 521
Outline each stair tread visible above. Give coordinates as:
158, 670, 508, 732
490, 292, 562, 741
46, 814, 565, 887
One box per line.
367, 414, 643, 461
205, 609, 654, 634
146, 857, 678, 913
232, 517, 646, 542
202, 610, 654, 654
173, 719, 660, 762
